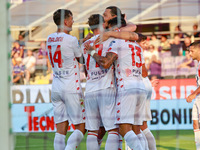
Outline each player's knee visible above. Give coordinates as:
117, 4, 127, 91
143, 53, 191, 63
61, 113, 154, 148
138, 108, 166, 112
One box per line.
75, 123, 86, 135
119, 124, 132, 137
141, 121, 148, 131
132, 125, 141, 135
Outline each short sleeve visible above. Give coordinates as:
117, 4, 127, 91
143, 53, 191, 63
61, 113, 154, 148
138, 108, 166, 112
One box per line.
72, 37, 82, 58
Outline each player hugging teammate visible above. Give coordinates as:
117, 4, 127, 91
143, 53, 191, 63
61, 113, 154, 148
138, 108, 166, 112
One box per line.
47, 6, 157, 150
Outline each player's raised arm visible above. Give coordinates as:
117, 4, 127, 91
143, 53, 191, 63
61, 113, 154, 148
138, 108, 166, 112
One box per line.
95, 31, 138, 43
95, 17, 138, 44
120, 22, 137, 32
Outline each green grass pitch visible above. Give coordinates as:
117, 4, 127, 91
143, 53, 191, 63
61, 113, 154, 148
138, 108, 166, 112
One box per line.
14, 130, 195, 150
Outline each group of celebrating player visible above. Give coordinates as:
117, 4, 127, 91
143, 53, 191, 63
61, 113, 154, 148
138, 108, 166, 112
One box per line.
46, 5, 200, 150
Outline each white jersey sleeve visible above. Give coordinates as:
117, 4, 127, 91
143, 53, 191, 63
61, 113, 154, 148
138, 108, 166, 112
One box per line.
72, 37, 82, 58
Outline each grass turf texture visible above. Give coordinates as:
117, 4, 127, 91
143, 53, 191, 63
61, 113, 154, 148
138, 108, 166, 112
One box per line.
14, 130, 195, 150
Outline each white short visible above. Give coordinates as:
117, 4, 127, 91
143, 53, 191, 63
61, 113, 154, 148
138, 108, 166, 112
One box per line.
192, 98, 200, 122
115, 88, 147, 125
85, 88, 118, 131
51, 92, 85, 125
143, 77, 152, 121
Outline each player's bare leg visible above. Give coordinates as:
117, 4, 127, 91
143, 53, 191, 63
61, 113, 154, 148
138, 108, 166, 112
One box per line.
141, 121, 156, 150
193, 120, 200, 150
97, 127, 106, 148
74, 123, 86, 134
140, 121, 147, 130
87, 130, 99, 150
119, 124, 142, 150
54, 121, 69, 150
65, 123, 85, 150
132, 125, 140, 135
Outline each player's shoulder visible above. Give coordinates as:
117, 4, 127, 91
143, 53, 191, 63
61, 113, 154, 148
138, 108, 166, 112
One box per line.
46, 33, 56, 41
108, 38, 122, 46
47, 32, 77, 41
62, 33, 78, 41
86, 34, 99, 43
82, 35, 98, 46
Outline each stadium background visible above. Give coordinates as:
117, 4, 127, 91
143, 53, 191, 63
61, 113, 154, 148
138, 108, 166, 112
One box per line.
1, 0, 200, 149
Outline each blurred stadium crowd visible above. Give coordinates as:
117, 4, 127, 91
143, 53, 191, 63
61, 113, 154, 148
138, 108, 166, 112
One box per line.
11, 23, 200, 85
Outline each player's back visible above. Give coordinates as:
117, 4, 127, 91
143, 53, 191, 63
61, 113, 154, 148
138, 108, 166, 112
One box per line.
112, 39, 146, 91
46, 32, 82, 93
81, 35, 115, 93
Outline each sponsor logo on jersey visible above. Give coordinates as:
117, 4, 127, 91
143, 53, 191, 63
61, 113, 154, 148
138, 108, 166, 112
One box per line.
125, 68, 141, 77
125, 68, 131, 77
89, 69, 109, 81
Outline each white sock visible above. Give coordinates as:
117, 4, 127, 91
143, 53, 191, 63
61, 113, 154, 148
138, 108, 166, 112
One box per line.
137, 133, 146, 150
194, 129, 200, 150
87, 132, 99, 150
124, 130, 143, 150
140, 130, 149, 150
105, 131, 119, 150
54, 133, 66, 150
118, 135, 123, 150
143, 128, 156, 150
65, 129, 84, 150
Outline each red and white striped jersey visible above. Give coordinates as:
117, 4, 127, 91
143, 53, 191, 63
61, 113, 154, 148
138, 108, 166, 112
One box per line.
46, 32, 82, 93
108, 39, 146, 91
81, 35, 117, 93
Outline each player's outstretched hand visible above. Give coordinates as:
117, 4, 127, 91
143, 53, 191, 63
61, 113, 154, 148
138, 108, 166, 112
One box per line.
186, 93, 196, 103
151, 79, 159, 87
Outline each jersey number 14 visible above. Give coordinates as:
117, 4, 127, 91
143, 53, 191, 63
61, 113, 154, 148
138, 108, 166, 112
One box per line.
48, 45, 63, 68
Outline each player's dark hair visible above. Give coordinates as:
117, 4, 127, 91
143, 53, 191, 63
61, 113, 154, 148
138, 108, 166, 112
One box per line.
107, 17, 126, 28
88, 14, 104, 31
161, 35, 167, 39
53, 9, 72, 26
137, 33, 147, 43
190, 41, 200, 47
106, 6, 125, 19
